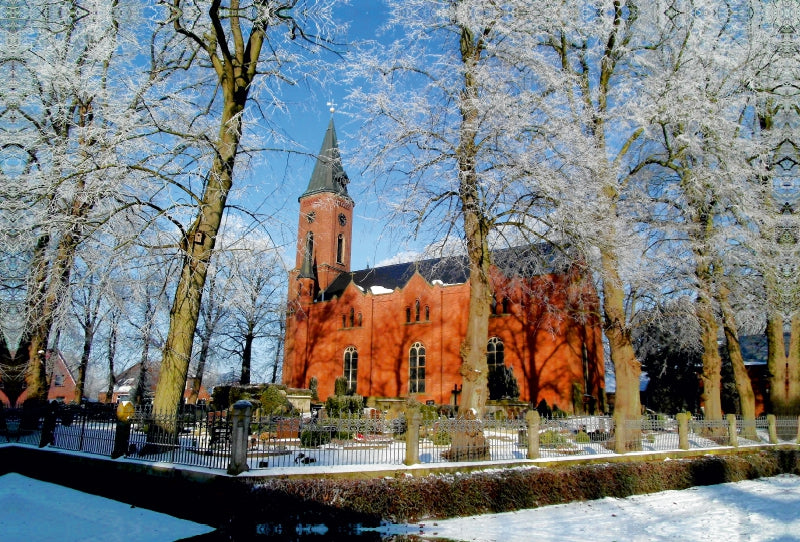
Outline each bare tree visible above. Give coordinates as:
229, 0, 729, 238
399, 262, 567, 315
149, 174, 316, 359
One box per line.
148, 0, 343, 421
187, 259, 230, 403
224, 242, 286, 385
348, 1, 560, 422
753, 1, 800, 414
1, 1, 158, 403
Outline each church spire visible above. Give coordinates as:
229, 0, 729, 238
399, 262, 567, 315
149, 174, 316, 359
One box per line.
301, 118, 351, 200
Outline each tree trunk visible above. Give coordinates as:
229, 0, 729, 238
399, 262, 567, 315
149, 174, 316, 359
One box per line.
241, 329, 254, 385
717, 282, 756, 437
697, 297, 723, 421
105, 322, 117, 403
151, 1, 267, 422
600, 246, 642, 449
767, 313, 800, 415
454, 24, 491, 421
151, 101, 245, 420
443, 24, 492, 462
74, 326, 92, 405
187, 332, 210, 405
270, 317, 284, 384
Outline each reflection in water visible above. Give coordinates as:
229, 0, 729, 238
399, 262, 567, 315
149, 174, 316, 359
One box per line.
180, 521, 460, 541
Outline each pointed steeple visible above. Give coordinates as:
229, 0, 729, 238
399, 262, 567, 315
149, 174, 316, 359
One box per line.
301, 118, 351, 200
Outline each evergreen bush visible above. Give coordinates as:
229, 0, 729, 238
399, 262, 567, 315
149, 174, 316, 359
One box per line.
300, 428, 332, 447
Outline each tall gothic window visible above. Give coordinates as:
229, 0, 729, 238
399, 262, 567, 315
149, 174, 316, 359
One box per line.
344, 347, 358, 395
409, 342, 426, 393
415, 299, 421, 322
349, 307, 355, 327
337, 234, 344, 264
425, 305, 430, 321
487, 337, 504, 369
304, 232, 314, 264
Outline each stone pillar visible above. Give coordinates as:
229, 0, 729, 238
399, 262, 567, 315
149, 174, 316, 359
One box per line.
727, 414, 738, 447
767, 414, 778, 444
227, 400, 253, 475
112, 401, 135, 459
404, 409, 421, 466
525, 410, 540, 459
677, 412, 690, 450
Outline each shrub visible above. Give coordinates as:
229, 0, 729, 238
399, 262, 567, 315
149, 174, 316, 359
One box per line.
334, 376, 348, 396
419, 404, 439, 422
535, 399, 552, 418
300, 428, 332, 447
260, 385, 294, 417
211, 385, 232, 410
574, 430, 591, 443
539, 429, 569, 447
488, 365, 520, 400
431, 430, 452, 446
325, 395, 364, 418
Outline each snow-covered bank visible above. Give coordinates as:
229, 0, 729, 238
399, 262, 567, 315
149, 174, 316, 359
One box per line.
0, 473, 215, 541
377, 474, 800, 542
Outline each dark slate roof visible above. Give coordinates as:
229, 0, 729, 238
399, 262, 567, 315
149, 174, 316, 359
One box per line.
319, 244, 564, 300
301, 118, 351, 201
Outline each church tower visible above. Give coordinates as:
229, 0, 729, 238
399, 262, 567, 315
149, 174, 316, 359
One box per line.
291, 118, 354, 299
284, 119, 354, 390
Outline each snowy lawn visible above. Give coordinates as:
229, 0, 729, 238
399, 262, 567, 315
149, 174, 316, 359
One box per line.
377, 474, 800, 542
0, 473, 215, 541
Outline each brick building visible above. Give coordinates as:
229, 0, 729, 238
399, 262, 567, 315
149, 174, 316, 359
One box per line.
282, 120, 605, 413
8, 350, 78, 406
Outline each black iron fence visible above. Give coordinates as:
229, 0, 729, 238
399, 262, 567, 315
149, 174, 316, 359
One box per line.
1, 403, 798, 472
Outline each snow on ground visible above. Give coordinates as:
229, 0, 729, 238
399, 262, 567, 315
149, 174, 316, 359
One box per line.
0, 473, 215, 542
377, 474, 800, 542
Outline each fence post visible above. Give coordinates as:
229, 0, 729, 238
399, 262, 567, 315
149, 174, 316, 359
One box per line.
727, 414, 738, 447
614, 412, 627, 454
767, 414, 778, 444
525, 410, 540, 459
404, 408, 421, 466
797, 416, 800, 445
227, 400, 253, 475
111, 401, 134, 459
677, 412, 690, 450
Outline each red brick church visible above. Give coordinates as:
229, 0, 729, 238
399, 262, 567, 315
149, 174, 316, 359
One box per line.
282, 120, 605, 413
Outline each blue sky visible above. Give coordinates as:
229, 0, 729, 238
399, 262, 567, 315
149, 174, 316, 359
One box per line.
232, 1, 415, 273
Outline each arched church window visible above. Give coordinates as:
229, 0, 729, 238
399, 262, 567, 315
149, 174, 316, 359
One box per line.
357, 312, 363, 327
342, 315, 346, 328
337, 234, 344, 264
344, 347, 358, 395
502, 297, 511, 314
305, 232, 314, 259
425, 305, 430, 321
487, 337, 504, 369
415, 299, 421, 322
349, 307, 355, 327
405, 307, 411, 323
409, 342, 426, 393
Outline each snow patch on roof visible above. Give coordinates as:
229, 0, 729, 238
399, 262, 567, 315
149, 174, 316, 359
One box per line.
370, 285, 394, 295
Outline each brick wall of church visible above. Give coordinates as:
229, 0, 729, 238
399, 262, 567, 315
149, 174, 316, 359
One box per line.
284, 266, 604, 413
